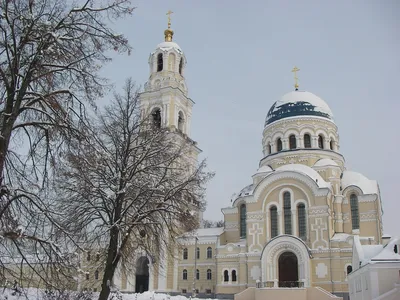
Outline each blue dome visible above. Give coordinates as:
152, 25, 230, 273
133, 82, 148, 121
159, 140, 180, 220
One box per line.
265, 90, 334, 126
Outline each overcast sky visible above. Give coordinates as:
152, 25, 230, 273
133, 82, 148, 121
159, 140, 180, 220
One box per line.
102, 0, 400, 236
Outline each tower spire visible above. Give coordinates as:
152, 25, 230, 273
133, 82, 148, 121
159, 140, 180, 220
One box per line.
164, 10, 174, 42
291, 66, 300, 91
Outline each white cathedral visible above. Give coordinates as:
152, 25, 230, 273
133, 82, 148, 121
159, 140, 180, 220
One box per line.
109, 19, 397, 300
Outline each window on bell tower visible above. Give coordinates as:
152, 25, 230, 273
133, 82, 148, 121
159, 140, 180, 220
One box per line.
157, 53, 163, 72
179, 58, 183, 75
168, 53, 176, 71
178, 111, 185, 132
151, 108, 161, 128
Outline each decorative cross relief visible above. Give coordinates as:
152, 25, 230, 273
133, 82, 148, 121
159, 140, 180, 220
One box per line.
249, 223, 263, 252
311, 218, 328, 249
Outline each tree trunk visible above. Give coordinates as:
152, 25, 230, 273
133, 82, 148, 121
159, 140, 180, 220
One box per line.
98, 227, 119, 300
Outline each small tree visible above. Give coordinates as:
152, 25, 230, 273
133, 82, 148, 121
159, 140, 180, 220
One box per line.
0, 0, 133, 287
56, 79, 213, 300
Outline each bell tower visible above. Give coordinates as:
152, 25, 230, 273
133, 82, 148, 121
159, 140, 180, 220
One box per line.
139, 12, 194, 138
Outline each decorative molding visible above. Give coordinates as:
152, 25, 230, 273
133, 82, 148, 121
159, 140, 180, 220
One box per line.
253, 171, 330, 203
250, 265, 261, 281
249, 223, 263, 253
316, 263, 328, 279
261, 236, 311, 287
224, 222, 238, 229
311, 218, 329, 249
308, 206, 329, 216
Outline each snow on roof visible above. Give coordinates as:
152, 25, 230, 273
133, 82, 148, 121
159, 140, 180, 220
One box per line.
341, 170, 378, 194
191, 227, 224, 237
313, 158, 338, 167
361, 245, 384, 265
255, 165, 274, 174
265, 90, 334, 125
276, 164, 331, 188
371, 236, 400, 262
238, 184, 254, 197
331, 233, 352, 242
154, 41, 182, 53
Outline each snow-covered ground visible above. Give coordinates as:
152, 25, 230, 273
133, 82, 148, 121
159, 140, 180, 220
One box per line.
0, 288, 220, 300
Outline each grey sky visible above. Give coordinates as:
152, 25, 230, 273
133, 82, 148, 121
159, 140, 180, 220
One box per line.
101, 0, 400, 235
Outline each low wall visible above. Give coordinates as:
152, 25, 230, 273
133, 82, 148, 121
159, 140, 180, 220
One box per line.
233, 287, 343, 300
233, 287, 255, 300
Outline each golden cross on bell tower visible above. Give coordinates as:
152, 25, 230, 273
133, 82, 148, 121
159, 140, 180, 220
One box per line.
291, 66, 300, 90
166, 10, 173, 29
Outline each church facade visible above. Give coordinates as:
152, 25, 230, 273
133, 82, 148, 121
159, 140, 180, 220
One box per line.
115, 21, 384, 300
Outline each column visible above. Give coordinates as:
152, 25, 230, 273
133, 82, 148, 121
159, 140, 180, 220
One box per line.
282, 138, 289, 150
297, 136, 303, 148
278, 210, 283, 235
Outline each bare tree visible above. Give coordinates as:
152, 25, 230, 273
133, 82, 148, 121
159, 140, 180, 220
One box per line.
56, 79, 213, 300
203, 220, 224, 228
0, 0, 133, 288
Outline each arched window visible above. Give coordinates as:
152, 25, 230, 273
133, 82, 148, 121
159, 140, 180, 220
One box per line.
318, 135, 324, 149
240, 204, 247, 238
207, 247, 212, 259
223, 270, 229, 282
347, 265, 352, 275
289, 135, 296, 149
157, 53, 163, 72
207, 269, 212, 280
350, 194, 359, 230
86, 273, 89, 280
151, 108, 161, 128
183, 248, 188, 260
394, 245, 398, 254
267, 143, 271, 154
330, 139, 335, 150
270, 206, 278, 238
179, 58, 183, 75
283, 192, 292, 234
168, 53, 176, 71
196, 269, 200, 280
87, 252, 90, 261
277, 138, 283, 152
178, 111, 185, 132
95, 270, 99, 280
297, 203, 306, 241
304, 134, 311, 148
196, 247, 200, 259
183, 269, 188, 280
231, 270, 237, 282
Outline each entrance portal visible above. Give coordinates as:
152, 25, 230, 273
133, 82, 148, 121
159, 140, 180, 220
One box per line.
135, 256, 149, 293
278, 251, 299, 287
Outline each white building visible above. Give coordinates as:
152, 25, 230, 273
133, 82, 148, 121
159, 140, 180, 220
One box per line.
348, 235, 400, 300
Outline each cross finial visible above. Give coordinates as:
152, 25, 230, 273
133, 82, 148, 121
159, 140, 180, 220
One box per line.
291, 66, 300, 90
166, 10, 173, 29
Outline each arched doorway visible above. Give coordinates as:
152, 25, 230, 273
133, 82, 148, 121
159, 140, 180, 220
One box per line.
135, 256, 149, 293
278, 251, 299, 287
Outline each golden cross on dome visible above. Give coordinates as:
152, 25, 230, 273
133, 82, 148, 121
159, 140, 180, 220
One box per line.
166, 10, 173, 28
291, 66, 300, 90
